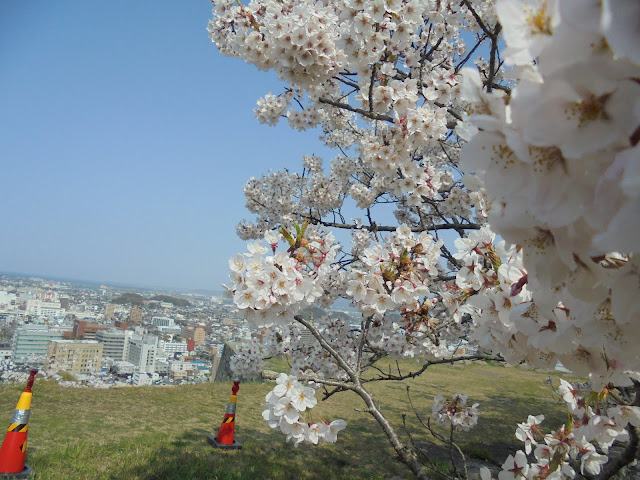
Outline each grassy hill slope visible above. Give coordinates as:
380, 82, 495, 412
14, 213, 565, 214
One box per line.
0, 363, 574, 480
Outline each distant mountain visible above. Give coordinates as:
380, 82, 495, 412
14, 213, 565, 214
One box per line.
150, 295, 191, 307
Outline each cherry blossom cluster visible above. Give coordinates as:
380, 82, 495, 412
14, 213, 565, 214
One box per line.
345, 225, 456, 360
229, 339, 264, 378
432, 393, 479, 432
227, 224, 343, 327
210, 0, 640, 474
208, 0, 344, 89
238, 162, 359, 240
347, 225, 442, 315
457, 1, 640, 391
210, 0, 487, 232
262, 373, 347, 446
232, 316, 360, 381
254, 90, 294, 126
482, 379, 640, 479
452, 224, 640, 392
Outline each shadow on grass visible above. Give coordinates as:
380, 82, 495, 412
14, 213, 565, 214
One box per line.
372, 389, 568, 467
111, 423, 400, 480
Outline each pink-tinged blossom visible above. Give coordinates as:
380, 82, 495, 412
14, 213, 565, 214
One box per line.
576, 439, 608, 475
306, 423, 328, 445
515, 414, 544, 454
498, 450, 529, 480
323, 419, 347, 443
607, 405, 640, 429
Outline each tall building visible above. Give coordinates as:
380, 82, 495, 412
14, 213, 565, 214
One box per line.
25, 299, 64, 319
129, 306, 143, 324
12, 326, 65, 363
47, 340, 103, 374
96, 329, 130, 361
0, 291, 17, 311
151, 316, 173, 327
157, 340, 188, 356
104, 304, 116, 320
126, 336, 157, 373
58, 297, 71, 310
72, 319, 111, 340
182, 326, 205, 346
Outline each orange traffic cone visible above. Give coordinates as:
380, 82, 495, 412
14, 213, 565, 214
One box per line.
207, 380, 242, 450
0, 369, 37, 478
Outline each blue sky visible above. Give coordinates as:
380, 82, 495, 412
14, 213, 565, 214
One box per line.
1, 1, 332, 291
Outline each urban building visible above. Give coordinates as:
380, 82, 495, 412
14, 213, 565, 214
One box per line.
182, 326, 205, 346
129, 306, 143, 324
151, 316, 173, 327
25, 299, 64, 319
96, 329, 130, 361
132, 372, 154, 386
58, 297, 70, 310
46, 340, 103, 374
72, 319, 111, 340
104, 303, 116, 320
0, 291, 17, 311
0, 345, 12, 361
154, 359, 170, 376
12, 325, 65, 363
158, 325, 182, 335
157, 340, 188, 356
126, 336, 157, 374
110, 360, 136, 376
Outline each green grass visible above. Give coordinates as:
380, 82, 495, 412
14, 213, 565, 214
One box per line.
56, 371, 77, 382
0, 363, 576, 479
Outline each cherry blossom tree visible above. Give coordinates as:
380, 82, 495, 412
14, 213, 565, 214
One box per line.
208, 0, 640, 478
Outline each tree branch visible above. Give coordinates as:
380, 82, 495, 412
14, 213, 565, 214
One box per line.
486, 23, 502, 94
261, 370, 352, 390
318, 97, 394, 123
455, 33, 487, 74
294, 315, 359, 381
462, 0, 495, 39
366, 355, 503, 383
305, 216, 481, 233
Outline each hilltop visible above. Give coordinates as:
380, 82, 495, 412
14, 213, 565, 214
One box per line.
150, 294, 191, 307
111, 293, 192, 307
112, 293, 146, 305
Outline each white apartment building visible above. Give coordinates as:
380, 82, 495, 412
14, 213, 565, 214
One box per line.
132, 372, 154, 386
157, 340, 188, 355
154, 359, 170, 376
0, 291, 17, 311
126, 336, 157, 374
25, 299, 64, 319
151, 316, 173, 327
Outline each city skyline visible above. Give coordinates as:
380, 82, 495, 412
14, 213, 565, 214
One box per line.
1, 2, 333, 291
0, 269, 224, 296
